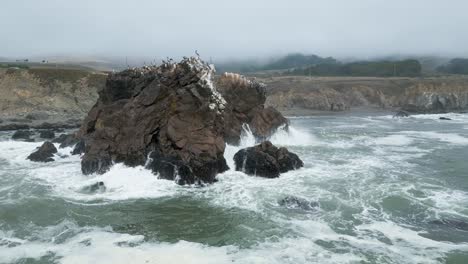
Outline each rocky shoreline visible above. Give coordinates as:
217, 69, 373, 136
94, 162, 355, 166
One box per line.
3, 73, 468, 132
263, 76, 468, 114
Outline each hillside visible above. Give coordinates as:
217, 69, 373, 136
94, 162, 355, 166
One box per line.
262, 76, 468, 114
0, 67, 105, 129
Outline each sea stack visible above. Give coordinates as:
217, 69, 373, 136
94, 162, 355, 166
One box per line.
77, 57, 288, 184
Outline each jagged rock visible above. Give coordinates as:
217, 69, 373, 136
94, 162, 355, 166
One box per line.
39, 130, 55, 139
233, 141, 303, 178
53, 133, 79, 148
439, 117, 452, 120
81, 153, 113, 175
278, 196, 319, 211
217, 73, 288, 144
393, 110, 410, 118
78, 57, 233, 183
27, 141, 57, 162
12, 130, 33, 140
77, 57, 288, 183
71, 140, 85, 155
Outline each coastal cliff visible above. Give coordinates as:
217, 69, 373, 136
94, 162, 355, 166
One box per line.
264, 76, 468, 114
2, 68, 468, 131
0, 67, 104, 129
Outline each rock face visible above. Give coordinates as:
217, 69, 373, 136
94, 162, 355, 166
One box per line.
71, 140, 85, 155
217, 73, 288, 144
27, 141, 57, 162
79, 57, 240, 184
0, 67, 103, 131
233, 141, 303, 178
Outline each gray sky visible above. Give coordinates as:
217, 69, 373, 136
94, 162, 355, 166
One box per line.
2, 0, 468, 60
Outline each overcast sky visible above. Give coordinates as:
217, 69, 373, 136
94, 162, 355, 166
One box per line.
2, 0, 468, 61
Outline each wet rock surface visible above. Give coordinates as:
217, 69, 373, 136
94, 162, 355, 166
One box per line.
27, 141, 57, 162
71, 140, 85, 155
79, 57, 235, 183
233, 141, 303, 178
80, 181, 106, 194
393, 110, 410, 118
39, 130, 55, 139
278, 196, 319, 211
217, 73, 288, 144
53, 133, 80, 148
12, 130, 33, 140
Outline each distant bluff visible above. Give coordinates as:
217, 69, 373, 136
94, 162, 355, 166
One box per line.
78, 57, 287, 184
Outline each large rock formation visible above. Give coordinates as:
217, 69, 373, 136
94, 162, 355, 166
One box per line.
78, 57, 285, 184
233, 141, 303, 178
217, 73, 288, 144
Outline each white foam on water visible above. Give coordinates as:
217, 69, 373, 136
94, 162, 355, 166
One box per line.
269, 126, 318, 146
373, 134, 414, 146
401, 131, 468, 145
355, 221, 468, 263
424, 188, 468, 217
1, 115, 468, 264
0, 223, 234, 264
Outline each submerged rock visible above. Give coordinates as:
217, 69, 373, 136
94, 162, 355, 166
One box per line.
278, 196, 319, 211
80, 181, 106, 194
429, 219, 468, 231
12, 130, 33, 140
217, 73, 288, 144
233, 141, 303, 178
393, 110, 410, 118
27, 141, 57, 162
39, 130, 55, 139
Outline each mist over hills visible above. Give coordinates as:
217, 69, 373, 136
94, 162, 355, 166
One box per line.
1, 52, 467, 76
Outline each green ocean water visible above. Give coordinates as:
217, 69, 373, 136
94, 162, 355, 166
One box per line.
0, 112, 467, 264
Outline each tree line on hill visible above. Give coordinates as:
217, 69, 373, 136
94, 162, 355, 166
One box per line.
436, 58, 468, 75
217, 53, 468, 77
287, 59, 422, 77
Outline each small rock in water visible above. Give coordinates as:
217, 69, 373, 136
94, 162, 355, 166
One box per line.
27, 141, 57, 162
80, 181, 106, 194
39, 130, 55, 139
12, 130, 33, 140
439, 117, 452, 120
71, 140, 85, 155
278, 196, 319, 211
52, 133, 79, 148
234, 141, 303, 178
393, 110, 410, 118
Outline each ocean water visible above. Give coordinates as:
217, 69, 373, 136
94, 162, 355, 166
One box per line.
1, 112, 468, 264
